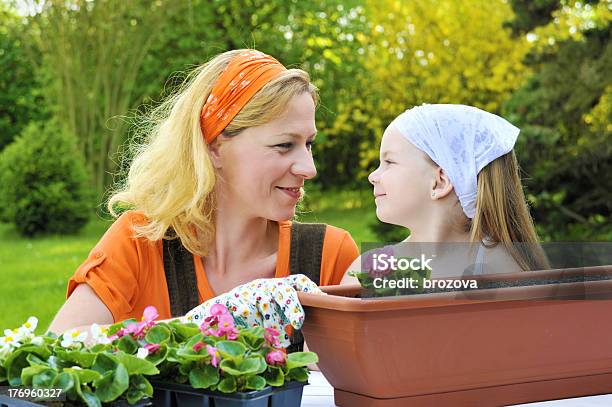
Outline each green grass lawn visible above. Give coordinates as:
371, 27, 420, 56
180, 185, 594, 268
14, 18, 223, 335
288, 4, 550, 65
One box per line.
0, 189, 377, 333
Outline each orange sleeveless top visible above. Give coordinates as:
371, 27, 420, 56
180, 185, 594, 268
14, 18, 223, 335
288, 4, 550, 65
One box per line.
67, 211, 359, 322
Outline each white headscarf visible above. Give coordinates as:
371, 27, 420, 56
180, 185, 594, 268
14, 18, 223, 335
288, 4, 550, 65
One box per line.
390, 104, 519, 219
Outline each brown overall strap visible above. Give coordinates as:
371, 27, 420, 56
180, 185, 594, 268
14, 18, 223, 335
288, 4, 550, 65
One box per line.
287, 221, 327, 353
162, 238, 200, 317
162, 221, 327, 351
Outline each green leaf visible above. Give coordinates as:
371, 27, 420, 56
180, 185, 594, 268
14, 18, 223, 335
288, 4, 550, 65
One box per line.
64, 368, 102, 384
6, 346, 52, 386
52, 371, 75, 396
126, 375, 153, 405
146, 344, 168, 366
145, 325, 171, 344
114, 352, 159, 376
253, 355, 267, 374
178, 361, 195, 375
288, 367, 309, 382
56, 350, 96, 368
94, 363, 129, 403
175, 347, 209, 363
117, 335, 139, 354
264, 366, 284, 387
245, 375, 266, 391
217, 375, 237, 393
285, 352, 318, 370
32, 369, 58, 387
91, 353, 118, 375
47, 355, 71, 371
216, 340, 246, 361
21, 365, 53, 386
26, 353, 48, 367
169, 320, 200, 341
80, 388, 102, 407
184, 333, 204, 349
219, 357, 262, 376
188, 364, 220, 389
6, 349, 30, 386
238, 326, 265, 350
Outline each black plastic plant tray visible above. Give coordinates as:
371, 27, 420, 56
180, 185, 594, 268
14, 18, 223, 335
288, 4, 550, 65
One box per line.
151, 380, 307, 407
0, 395, 152, 406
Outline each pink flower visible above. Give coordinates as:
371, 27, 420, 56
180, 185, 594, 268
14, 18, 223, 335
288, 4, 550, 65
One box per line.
192, 342, 204, 352
144, 343, 160, 354
264, 327, 281, 347
206, 345, 220, 367
202, 304, 229, 329
363, 246, 395, 278
125, 321, 147, 338
265, 350, 286, 366
108, 328, 127, 341
142, 306, 159, 327
206, 313, 238, 340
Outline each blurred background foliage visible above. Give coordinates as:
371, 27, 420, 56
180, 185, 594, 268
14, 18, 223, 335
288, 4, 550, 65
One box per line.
0, 0, 610, 242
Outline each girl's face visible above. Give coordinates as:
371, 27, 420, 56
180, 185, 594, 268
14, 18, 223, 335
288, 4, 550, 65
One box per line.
213, 92, 317, 221
368, 125, 435, 227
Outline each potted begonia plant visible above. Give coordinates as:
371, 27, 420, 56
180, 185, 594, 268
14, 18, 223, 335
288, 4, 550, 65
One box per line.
298, 264, 612, 407
0, 304, 316, 407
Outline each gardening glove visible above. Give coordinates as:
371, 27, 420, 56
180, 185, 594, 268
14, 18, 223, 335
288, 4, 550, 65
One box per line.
183, 274, 323, 347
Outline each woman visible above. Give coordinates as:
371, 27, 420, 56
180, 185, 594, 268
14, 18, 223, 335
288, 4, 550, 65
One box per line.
352, 104, 548, 278
48, 49, 359, 335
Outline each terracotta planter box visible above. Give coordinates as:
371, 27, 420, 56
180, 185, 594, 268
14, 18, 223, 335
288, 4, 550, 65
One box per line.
298, 265, 612, 407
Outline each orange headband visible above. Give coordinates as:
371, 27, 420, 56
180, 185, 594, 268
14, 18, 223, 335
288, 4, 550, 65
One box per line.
200, 50, 287, 144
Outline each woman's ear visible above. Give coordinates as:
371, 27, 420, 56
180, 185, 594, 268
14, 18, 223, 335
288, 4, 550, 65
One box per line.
430, 167, 454, 200
207, 138, 223, 169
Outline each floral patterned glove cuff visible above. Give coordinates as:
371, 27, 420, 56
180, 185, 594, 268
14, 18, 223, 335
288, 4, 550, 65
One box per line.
184, 274, 323, 347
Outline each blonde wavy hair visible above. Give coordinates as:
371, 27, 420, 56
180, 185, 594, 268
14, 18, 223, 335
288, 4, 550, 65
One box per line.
108, 49, 318, 256
468, 151, 550, 271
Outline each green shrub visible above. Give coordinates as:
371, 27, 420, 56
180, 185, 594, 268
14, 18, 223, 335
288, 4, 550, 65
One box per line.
368, 219, 409, 243
0, 121, 93, 236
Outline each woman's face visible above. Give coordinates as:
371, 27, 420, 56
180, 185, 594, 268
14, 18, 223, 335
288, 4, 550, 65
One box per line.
214, 92, 317, 221
368, 125, 435, 227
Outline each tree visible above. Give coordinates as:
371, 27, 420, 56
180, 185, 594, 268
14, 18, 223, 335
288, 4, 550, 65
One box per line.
0, 3, 47, 151
503, 0, 611, 240
26, 0, 179, 200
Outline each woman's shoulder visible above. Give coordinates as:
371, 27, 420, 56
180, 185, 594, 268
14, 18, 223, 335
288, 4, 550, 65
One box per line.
101, 210, 156, 247
107, 210, 150, 232
323, 223, 354, 242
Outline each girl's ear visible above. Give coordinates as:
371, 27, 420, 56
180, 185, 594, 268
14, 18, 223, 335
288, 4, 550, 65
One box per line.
207, 138, 223, 169
430, 167, 454, 200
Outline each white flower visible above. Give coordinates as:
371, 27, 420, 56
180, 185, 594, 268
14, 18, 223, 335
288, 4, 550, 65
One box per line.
4, 328, 25, 343
60, 329, 88, 348
136, 347, 149, 359
0, 332, 20, 349
17, 317, 38, 339
30, 337, 44, 346
90, 324, 111, 345
21, 317, 38, 333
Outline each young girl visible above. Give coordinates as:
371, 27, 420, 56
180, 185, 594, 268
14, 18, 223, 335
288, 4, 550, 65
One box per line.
347, 104, 549, 280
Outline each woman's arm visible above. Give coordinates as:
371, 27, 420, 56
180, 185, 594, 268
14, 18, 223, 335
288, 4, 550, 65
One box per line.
47, 283, 114, 335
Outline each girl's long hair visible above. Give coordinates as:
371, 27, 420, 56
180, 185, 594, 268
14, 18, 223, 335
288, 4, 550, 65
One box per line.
470, 151, 550, 270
